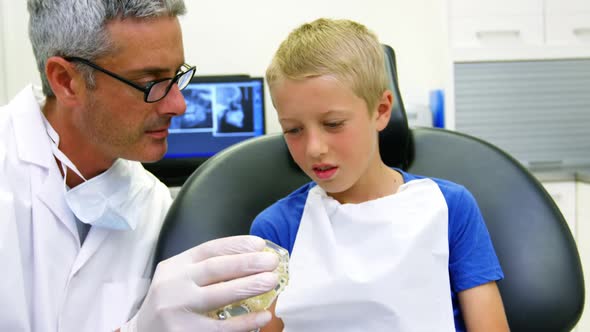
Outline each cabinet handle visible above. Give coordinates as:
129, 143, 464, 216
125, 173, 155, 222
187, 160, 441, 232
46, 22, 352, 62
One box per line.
573, 28, 590, 37
475, 30, 521, 40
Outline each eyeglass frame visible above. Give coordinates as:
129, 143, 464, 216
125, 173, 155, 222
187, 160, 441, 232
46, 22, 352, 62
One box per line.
63, 56, 196, 103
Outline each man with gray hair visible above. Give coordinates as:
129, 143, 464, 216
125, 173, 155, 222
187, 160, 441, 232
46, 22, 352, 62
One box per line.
0, 1, 278, 331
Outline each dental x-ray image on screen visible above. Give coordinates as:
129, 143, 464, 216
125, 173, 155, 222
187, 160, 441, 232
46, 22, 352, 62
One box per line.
172, 88, 213, 129
166, 76, 265, 159
145, 76, 265, 186
215, 85, 255, 134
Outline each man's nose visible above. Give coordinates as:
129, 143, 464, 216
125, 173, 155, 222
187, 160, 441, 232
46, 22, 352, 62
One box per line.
157, 84, 186, 117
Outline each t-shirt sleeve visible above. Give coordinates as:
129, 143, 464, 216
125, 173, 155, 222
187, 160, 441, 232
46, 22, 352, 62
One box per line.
445, 185, 504, 293
250, 208, 286, 249
249, 184, 310, 254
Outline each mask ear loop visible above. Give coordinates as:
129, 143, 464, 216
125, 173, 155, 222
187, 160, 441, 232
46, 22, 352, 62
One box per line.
58, 157, 69, 189
49, 142, 88, 184
42, 115, 88, 187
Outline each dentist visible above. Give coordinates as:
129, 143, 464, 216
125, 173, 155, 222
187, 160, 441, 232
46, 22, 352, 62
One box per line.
0, 1, 278, 331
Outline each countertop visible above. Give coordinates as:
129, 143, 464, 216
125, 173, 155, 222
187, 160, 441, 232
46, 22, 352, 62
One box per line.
531, 166, 590, 183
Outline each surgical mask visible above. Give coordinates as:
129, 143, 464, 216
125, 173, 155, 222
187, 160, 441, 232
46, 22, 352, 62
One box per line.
44, 119, 139, 231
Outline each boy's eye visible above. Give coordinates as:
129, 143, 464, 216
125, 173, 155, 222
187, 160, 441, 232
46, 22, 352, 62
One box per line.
283, 127, 301, 135
325, 121, 344, 128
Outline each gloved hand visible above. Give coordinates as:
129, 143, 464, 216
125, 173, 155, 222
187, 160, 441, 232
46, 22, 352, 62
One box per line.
120, 235, 279, 332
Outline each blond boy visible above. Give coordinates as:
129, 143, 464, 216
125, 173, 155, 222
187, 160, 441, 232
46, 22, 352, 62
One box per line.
251, 18, 509, 331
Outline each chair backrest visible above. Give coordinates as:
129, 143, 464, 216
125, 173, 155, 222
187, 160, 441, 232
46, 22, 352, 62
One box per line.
407, 128, 584, 331
155, 45, 584, 331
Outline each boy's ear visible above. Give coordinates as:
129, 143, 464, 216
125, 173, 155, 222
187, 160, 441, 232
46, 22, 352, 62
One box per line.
45, 56, 85, 107
375, 90, 393, 131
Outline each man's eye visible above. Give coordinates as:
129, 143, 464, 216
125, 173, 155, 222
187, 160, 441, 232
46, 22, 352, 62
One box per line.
136, 78, 158, 88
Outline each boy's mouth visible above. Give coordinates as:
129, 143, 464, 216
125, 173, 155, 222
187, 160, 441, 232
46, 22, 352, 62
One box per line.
312, 164, 338, 180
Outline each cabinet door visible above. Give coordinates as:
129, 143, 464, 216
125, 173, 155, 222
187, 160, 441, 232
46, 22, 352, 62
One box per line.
451, 16, 544, 48
449, 0, 544, 49
545, 0, 590, 14
545, 0, 590, 46
450, 0, 543, 17
541, 181, 577, 236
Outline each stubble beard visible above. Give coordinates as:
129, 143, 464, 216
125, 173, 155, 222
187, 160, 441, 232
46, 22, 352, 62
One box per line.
81, 93, 142, 159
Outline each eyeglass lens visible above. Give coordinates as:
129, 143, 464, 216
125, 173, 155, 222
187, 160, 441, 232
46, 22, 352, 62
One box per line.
146, 68, 195, 102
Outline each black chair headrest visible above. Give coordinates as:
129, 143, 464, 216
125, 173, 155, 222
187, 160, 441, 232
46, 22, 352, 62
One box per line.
379, 44, 410, 169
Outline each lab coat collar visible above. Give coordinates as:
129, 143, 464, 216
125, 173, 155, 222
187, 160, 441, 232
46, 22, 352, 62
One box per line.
10, 85, 53, 169
9, 85, 80, 242
7, 85, 114, 276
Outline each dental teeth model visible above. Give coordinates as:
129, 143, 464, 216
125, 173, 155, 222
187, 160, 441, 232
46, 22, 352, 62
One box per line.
207, 240, 289, 320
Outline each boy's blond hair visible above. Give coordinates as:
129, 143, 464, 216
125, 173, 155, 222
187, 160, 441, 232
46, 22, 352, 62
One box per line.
266, 18, 388, 113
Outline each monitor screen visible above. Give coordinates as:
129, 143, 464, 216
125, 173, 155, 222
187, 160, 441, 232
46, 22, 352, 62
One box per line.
143, 75, 266, 186
166, 75, 266, 158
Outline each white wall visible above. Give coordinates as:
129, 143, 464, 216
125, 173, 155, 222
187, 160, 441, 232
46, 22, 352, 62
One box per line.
1, 0, 40, 105
0, 0, 9, 104
1, 0, 450, 133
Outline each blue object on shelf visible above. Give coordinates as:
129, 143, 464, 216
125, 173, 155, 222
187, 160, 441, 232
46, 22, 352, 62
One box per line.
429, 89, 445, 128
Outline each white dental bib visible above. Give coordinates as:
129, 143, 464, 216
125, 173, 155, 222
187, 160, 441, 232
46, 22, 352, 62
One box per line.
276, 179, 455, 331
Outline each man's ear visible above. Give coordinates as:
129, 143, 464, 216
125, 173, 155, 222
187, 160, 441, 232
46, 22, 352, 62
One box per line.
45, 56, 85, 107
375, 90, 393, 131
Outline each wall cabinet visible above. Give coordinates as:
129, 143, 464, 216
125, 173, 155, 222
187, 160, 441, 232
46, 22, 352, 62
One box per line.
450, 0, 544, 50
445, 0, 590, 168
545, 0, 590, 46
448, 0, 590, 61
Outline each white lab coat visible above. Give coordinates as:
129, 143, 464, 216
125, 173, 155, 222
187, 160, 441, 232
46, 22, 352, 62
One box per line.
0, 85, 173, 332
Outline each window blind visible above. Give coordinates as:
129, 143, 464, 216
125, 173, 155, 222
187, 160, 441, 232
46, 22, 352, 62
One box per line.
454, 59, 590, 168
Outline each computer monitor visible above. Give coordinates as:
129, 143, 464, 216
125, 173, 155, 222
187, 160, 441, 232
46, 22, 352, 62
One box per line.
143, 75, 266, 186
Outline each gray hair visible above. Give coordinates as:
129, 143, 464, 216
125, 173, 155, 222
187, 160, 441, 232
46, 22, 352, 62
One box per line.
28, 0, 186, 96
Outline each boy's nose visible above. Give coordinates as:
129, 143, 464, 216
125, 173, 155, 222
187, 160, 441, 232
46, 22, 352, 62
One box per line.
305, 131, 328, 159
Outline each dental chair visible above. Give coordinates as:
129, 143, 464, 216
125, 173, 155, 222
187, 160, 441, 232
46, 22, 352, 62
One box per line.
155, 45, 584, 331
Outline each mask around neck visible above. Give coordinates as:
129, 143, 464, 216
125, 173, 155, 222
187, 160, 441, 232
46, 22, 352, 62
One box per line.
63, 158, 137, 231
43, 115, 138, 231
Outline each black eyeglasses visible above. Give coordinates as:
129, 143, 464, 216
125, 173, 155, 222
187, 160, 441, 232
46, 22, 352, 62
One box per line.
64, 56, 196, 103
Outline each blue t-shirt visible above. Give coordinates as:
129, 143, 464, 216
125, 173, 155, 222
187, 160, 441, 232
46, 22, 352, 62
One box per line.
250, 170, 504, 331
